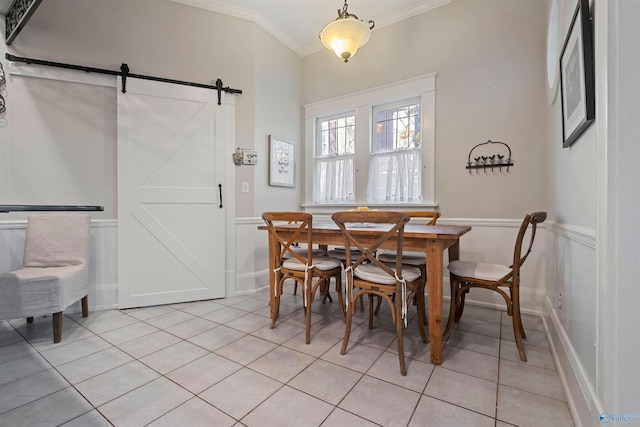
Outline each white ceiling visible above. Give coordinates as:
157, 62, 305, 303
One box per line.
0, 0, 12, 15
0, 0, 453, 55
171, 0, 454, 56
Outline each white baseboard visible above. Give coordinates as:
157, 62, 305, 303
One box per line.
543, 295, 602, 427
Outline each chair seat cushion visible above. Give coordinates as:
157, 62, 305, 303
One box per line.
354, 263, 421, 284
447, 260, 511, 282
378, 252, 426, 265
283, 247, 325, 259
282, 256, 342, 271
0, 265, 88, 320
326, 248, 361, 261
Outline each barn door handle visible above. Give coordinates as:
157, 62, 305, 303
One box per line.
218, 184, 223, 208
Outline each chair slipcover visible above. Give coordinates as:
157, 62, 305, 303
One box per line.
0, 214, 91, 342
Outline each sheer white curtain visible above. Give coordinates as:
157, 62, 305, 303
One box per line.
313, 157, 355, 203
367, 150, 422, 203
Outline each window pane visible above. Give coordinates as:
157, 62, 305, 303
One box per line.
373, 102, 421, 153
317, 114, 355, 157
369, 99, 422, 203
315, 113, 356, 203
367, 151, 422, 204
313, 157, 355, 203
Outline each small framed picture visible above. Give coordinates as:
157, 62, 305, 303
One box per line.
559, 0, 595, 148
269, 136, 295, 187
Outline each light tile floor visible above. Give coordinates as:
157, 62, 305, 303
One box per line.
0, 290, 574, 426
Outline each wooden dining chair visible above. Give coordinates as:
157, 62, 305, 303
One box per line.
284, 245, 326, 297
332, 211, 427, 376
377, 211, 441, 323
262, 212, 343, 344
445, 211, 547, 361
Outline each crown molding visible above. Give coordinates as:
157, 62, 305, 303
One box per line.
170, 0, 305, 55
375, 0, 453, 29
171, 0, 454, 58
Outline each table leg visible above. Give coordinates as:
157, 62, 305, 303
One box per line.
426, 239, 444, 365
267, 233, 280, 328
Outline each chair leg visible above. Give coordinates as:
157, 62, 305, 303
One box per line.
443, 276, 459, 339
305, 284, 312, 344
512, 287, 527, 362
335, 274, 346, 322
26, 317, 34, 323
415, 286, 427, 343
420, 264, 428, 325
519, 319, 527, 339
270, 278, 283, 329
81, 295, 89, 318
321, 277, 333, 304
454, 290, 467, 322
340, 300, 355, 355
368, 294, 375, 329
374, 295, 383, 315
52, 312, 63, 343
395, 298, 407, 376
270, 295, 281, 329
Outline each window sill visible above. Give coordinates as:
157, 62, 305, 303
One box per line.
300, 202, 439, 215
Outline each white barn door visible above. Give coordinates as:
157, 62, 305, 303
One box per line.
117, 78, 226, 308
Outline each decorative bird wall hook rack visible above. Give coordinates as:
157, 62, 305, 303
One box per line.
465, 140, 513, 174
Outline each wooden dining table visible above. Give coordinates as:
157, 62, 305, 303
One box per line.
259, 220, 471, 365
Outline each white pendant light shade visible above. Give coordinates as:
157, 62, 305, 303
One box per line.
319, 1, 374, 63
320, 18, 371, 62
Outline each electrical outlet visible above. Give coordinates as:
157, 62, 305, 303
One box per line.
241, 182, 249, 193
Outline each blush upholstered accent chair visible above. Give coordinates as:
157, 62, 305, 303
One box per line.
446, 211, 546, 361
0, 214, 91, 343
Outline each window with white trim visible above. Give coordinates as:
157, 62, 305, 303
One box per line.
303, 73, 436, 209
313, 113, 356, 203
368, 99, 422, 204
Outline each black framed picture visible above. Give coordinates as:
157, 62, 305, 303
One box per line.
559, 0, 595, 148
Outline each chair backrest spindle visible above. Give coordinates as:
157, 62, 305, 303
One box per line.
512, 211, 547, 273
332, 211, 410, 282
262, 212, 314, 266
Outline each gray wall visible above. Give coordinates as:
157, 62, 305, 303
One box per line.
1, 0, 304, 220
303, 0, 548, 219
3, 0, 637, 421
1, 0, 259, 219
252, 26, 303, 216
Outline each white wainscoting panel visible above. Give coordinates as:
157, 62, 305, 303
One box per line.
544, 222, 599, 427
0, 219, 119, 313
235, 217, 270, 296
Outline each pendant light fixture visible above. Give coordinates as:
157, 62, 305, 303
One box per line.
319, 0, 375, 63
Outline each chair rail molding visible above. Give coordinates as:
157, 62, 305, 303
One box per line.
548, 220, 596, 248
